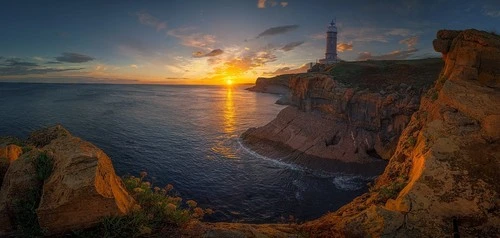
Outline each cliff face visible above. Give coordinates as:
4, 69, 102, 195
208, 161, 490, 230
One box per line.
301, 29, 500, 237
243, 59, 442, 168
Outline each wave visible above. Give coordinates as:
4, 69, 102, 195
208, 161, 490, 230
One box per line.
332, 174, 377, 191
236, 139, 304, 171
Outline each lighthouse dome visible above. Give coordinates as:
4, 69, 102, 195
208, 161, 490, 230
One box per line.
328, 20, 337, 32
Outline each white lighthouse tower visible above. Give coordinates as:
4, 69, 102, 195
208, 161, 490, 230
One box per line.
319, 19, 338, 64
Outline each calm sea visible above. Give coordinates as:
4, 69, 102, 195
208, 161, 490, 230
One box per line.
0, 83, 374, 223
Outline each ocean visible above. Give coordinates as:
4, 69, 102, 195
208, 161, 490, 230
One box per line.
0, 83, 374, 223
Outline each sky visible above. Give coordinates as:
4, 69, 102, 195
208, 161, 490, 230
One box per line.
0, 0, 498, 85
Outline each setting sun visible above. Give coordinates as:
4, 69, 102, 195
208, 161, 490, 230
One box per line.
225, 77, 234, 86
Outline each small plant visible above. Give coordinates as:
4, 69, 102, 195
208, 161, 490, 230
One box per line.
406, 136, 417, 147
34, 152, 53, 181
22, 146, 33, 154
377, 181, 407, 202
431, 91, 439, 101
75, 172, 213, 236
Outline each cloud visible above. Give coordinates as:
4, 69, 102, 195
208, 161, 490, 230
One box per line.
399, 36, 418, 49
256, 25, 299, 38
281, 41, 304, 51
55, 52, 94, 63
483, 5, 500, 18
257, 0, 288, 8
136, 11, 167, 31
264, 64, 309, 76
168, 28, 216, 49
341, 27, 418, 43
165, 77, 190, 80
258, 0, 266, 8
192, 49, 224, 58
130, 64, 138, 69
0, 57, 83, 76
356, 49, 418, 61
337, 42, 353, 52
4, 58, 38, 67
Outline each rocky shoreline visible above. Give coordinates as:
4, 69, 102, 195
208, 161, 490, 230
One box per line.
0, 29, 498, 237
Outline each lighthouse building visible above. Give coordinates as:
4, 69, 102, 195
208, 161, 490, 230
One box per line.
319, 20, 338, 64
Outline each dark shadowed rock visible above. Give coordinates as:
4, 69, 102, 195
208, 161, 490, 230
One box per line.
27, 124, 71, 147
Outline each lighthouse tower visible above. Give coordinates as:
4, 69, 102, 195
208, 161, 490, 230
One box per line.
319, 19, 338, 64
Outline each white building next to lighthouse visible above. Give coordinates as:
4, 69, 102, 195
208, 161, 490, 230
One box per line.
319, 20, 338, 64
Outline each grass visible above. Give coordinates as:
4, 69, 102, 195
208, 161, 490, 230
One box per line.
12, 152, 53, 237
73, 172, 212, 237
376, 175, 408, 202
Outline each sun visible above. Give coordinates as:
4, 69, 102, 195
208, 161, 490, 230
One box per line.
225, 77, 233, 86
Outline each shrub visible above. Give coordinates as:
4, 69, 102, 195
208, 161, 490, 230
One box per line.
406, 136, 417, 147
377, 180, 408, 202
34, 152, 53, 181
74, 172, 211, 236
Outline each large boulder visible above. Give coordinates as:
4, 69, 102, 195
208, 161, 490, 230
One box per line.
35, 126, 135, 234
0, 150, 40, 235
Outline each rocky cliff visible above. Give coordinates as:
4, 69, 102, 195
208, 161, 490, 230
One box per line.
298, 29, 500, 237
0, 125, 135, 236
243, 58, 442, 172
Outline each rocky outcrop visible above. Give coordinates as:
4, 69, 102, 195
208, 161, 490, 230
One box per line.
0, 150, 40, 235
301, 29, 500, 237
36, 126, 136, 234
243, 59, 442, 168
0, 125, 136, 235
0, 144, 23, 185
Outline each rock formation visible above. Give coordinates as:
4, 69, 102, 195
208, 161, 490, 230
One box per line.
243, 59, 442, 171
0, 125, 136, 235
300, 29, 500, 237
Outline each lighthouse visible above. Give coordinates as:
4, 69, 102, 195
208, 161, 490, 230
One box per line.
319, 19, 338, 64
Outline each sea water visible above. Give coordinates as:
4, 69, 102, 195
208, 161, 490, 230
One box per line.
0, 83, 375, 222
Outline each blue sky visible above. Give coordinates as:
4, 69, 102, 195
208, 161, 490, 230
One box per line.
0, 0, 498, 84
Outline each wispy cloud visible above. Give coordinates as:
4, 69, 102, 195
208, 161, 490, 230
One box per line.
281, 41, 304, 51
56, 52, 94, 63
130, 64, 138, 69
0, 57, 83, 76
256, 25, 299, 38
337, 42, 353, 52
257, 0, 266, 8
356, 49, 418, 61
483, 5, 500, 18
168, 27, 216, 49
264, 64, 308, 76
257, 0, 288, 8
192, 49, 224, 58
399, 36, 418, 49
136, 10, 167, 31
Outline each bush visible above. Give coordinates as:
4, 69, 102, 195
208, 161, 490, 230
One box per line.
34, 152, 53, 181
74, 172, 212, 237
406, 136, 417, 147
377, 179, 408, 202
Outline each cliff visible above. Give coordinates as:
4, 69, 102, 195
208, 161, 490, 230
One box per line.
298, 29, 500, 237
243, 58, 443, 171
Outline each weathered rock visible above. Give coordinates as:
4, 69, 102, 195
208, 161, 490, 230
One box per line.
0, 144, 23, 185
36, 127, 136, 234
243, 59, 442, 166
27, 124, 71, 147
0, 150, 40, 235
301, 29, 500, 237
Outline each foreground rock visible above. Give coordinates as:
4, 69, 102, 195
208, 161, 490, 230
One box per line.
301, 29, 500, 237
0, 144, 23, 185
0, 150, 40, 235
0, 125, 136, 235
243, 59, 442, 168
